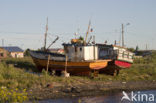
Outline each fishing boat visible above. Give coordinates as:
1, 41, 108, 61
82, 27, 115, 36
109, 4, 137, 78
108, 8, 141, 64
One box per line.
97, 44, 133, 75
96, 24, 134, 75
29, 19, 110, 76
29, 43, 110, 76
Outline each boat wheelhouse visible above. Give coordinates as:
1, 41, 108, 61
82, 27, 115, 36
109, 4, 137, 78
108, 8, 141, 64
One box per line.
96, 44, 134, 75
63, 43, 98, 61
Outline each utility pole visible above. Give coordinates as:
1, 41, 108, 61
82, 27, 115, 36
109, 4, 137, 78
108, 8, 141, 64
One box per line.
146, 44, 148, 50
122, 24, 124, 47
121, 23, 130, 47
2, 39, 4, 47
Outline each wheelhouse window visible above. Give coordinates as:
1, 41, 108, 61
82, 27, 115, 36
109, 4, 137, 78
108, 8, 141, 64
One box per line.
0, 53, 4, 57
80, 47, 82, 51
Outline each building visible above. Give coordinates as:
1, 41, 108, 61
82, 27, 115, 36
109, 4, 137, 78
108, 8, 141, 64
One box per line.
135, 50, 152, 57
0, 48, 8, 58
0, 46, 24, 58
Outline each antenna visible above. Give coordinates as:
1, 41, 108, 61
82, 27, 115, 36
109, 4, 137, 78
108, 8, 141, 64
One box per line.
114, 40, 117, 45
74, 28, 80, 39
44, 17, 48, 50
87, 36, 92, 44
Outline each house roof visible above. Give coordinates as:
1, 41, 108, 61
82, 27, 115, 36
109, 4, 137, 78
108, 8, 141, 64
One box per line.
1, 46, 23, 52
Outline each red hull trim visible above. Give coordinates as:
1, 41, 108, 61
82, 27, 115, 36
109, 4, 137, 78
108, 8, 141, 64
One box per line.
115, 60, 131, 68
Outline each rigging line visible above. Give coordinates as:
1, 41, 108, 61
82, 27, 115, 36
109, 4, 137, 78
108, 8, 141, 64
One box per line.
47, 33, 59, 38
47, 34, 58, 42
0, 31, 124, 35
0, 31, 42, 35
33, 39, 43, 49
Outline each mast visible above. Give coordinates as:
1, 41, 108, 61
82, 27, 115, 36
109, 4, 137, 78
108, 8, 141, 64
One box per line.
44, 17, 48, 50
84, 20, 91, 45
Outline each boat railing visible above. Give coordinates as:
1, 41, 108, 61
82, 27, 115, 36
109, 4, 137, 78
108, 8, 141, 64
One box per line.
115, 49, 134, 62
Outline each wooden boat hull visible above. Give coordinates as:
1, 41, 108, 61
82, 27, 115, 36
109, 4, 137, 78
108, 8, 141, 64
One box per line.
99, 60, 132, 75
29, 51, 109, 75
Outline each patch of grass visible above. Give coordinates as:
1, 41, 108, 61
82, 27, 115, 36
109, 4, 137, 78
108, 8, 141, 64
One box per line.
0, 52, 156, 87
1, 57, 38, 72
114, 51, 156, 81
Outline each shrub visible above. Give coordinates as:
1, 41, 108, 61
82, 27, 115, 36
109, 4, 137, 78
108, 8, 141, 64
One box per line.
0, 87, 28, 103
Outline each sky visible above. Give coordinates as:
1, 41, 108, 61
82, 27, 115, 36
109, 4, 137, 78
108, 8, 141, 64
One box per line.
0, 0, 156, 50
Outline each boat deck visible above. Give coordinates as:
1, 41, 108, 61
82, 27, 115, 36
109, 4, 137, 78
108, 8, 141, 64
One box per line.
82, 59, 112, 63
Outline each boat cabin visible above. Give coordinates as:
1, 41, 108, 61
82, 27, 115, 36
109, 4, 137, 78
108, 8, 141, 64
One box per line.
63, 43, 98, 61
96, 44, 134, 63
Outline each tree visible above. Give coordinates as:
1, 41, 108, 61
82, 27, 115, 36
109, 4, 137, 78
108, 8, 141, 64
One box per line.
24, 48, 30, 57
136, 45, 139, 51
128, 48, 135, 52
